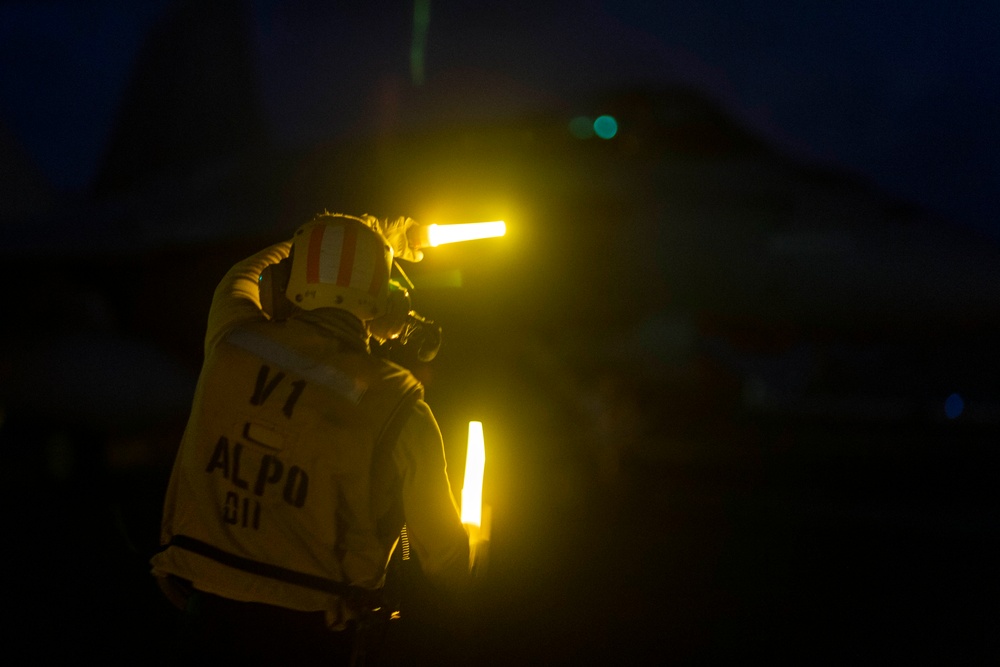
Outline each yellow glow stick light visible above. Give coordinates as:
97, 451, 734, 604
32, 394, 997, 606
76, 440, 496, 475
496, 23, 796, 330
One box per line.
409, 221, 506, 249
461, 421, 485, 527
461, 421, 490, 572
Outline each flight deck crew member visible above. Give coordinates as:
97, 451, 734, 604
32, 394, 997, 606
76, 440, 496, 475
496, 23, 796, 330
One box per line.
151, 213, 470, 665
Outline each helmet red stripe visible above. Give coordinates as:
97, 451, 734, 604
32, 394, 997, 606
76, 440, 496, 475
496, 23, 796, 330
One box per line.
306, 224, 325, 283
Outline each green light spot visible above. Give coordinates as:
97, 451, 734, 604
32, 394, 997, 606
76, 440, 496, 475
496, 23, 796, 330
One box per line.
569, 116, 594, 139
594, 115, 618, 139
410, 0, 431, 86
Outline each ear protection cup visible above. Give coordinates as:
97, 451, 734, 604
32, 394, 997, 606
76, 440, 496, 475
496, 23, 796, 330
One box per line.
258, 256, 295, 321
412, 318, 442, 362
369, 281, 411, 341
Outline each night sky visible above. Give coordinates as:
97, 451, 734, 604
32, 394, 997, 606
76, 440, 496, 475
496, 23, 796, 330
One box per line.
1, 0, 997, 238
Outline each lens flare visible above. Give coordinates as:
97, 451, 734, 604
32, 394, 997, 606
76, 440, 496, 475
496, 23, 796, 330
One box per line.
945, 393, 965, 419
569, 116, 594, 139
594, 115, 618, 139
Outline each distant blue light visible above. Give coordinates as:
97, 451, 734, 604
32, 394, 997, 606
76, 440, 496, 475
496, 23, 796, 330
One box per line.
944, 393, 965, 419
594, 115, 618, 139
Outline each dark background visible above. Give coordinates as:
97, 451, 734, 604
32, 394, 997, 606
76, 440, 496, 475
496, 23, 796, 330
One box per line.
1, 1, 998, 663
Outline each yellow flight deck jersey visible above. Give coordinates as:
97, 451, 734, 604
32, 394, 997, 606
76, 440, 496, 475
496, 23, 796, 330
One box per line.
151, 241, 469, 625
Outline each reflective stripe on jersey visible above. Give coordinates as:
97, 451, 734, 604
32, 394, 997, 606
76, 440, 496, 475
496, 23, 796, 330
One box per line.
168, 534, 381, 610
227, 327, 367, 404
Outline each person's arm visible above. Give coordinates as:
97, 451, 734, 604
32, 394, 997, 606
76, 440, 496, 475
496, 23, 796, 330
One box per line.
203, 240, 292, 355
393, 400, 471, 592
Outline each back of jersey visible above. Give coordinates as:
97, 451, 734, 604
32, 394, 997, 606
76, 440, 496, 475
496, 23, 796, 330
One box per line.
152, 314, 421, 615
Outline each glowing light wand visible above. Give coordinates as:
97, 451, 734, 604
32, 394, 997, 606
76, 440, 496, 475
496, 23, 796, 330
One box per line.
461, 421, 491, 574
409, 221, 506, 249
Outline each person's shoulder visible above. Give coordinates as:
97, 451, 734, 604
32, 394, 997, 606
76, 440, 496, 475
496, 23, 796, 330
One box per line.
372, 356, 423, 393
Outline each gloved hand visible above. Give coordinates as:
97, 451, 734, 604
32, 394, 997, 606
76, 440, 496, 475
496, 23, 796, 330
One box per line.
373, 215, 425, 262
